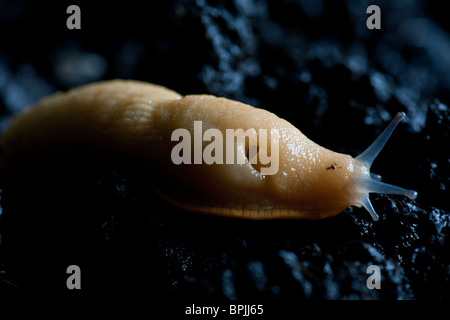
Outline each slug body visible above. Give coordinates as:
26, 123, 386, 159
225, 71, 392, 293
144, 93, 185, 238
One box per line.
0, 80, 417, 221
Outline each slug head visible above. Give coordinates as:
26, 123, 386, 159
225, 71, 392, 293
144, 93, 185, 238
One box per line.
244, 112, 418, 221
341, 112, 418, 221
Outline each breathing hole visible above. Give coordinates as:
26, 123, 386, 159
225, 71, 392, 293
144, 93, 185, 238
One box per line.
245, 143, 271, 173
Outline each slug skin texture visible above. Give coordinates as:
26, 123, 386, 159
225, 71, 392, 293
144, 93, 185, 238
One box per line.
0, 80, 417, 220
